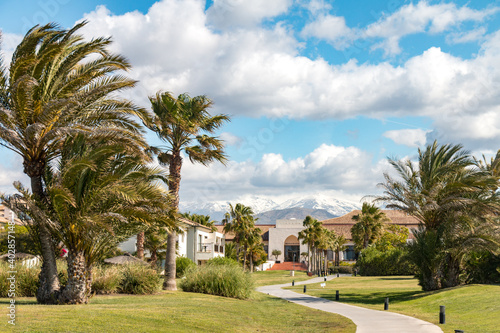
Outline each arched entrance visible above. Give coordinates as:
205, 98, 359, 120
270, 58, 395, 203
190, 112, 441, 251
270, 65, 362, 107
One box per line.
284, 235, 300, 262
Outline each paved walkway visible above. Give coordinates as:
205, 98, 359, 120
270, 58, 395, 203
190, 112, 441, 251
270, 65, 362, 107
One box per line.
257, 275, 443, 333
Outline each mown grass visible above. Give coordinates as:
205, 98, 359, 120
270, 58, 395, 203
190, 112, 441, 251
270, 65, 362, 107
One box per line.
1, 291, 355, 332
287, 276, 500, 333
252, 270, 311, 287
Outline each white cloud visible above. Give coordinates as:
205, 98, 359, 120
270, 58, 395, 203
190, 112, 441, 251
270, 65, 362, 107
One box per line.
179, 143, 385, 202
219, 132, 242, 147
71, 0, 500, 150
383, 129, 430, 148
206, 0, 292, 29
364, 1, 498, 55
301, 15, 355, 49
301, 0, 332, 15
447, 27, 487, 44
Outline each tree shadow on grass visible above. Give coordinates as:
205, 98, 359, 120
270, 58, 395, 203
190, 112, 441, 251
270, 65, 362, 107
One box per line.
315, 288, 449, 306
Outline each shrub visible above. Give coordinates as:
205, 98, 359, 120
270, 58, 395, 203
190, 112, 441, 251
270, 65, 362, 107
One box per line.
92, 265, 122, 294
119, 264, 162, 294
464, 251, 500, 284
176, 256, 196, 278
180, 264, 253, 299
207, 257, 239, 267
0, 261, 39, 297
356, 247, 416, 276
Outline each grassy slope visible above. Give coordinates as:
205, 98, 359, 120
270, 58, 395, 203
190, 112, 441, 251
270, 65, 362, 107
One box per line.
2, 291, 355, 333
287, 276, 500, 333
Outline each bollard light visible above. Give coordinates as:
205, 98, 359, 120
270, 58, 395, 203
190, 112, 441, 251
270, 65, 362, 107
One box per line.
335, 290, 339, 301
303, 285, 307, 293
324, 277, 327, 282
337, 273, 339, 278
454, 330, 464, 333
292, 280, 294, 286
439, 306, 446, 324
384, 297, 389, 310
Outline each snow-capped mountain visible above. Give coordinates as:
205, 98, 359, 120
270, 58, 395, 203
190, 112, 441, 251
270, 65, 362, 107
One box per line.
275, 194, 360, 217
179, 195, 360, 223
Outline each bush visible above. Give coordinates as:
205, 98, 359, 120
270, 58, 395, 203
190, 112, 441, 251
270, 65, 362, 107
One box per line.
119, 264, 162, 294
180, 264, 253, 299
0, 262, 39, 297
176, 256, 196, 278
464, 251, 500, 284
207, 257, 239, 267
92, 265, 122, 294
356, 247, 415, 276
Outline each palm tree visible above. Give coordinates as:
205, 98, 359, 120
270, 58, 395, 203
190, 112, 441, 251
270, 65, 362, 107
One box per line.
298, 216, 322, 274
5, 137, 172, 304
222, 203, 257, 270
376, 141, 500, 290
145, 91, 229, 290
144, 225, 169, 268
181, 212, 217, 232
0, 23, 148, 303
351, 203, 389, 251
332, 234, 347, 266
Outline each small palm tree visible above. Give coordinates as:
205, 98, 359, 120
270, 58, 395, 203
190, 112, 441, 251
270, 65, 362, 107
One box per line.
145, 91, 229, 290
181, 212, 217, 232
351, 203, 389, 251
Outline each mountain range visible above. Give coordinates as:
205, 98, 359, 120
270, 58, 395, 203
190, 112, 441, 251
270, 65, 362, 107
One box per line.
179, 195, 361, 224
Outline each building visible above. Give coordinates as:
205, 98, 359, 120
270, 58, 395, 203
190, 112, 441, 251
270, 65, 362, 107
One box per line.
216, 209, 420, 264
119, 217, 225, 265
0, 204, 23, 231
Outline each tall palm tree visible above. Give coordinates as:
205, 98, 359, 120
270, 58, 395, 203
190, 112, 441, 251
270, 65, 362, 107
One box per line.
0, 23, 148, 303
145, 91, 229, 290
298, 216, 322, 274
222, 203, 256, 270
351, 203, 389, 251
376, 141, 500, 290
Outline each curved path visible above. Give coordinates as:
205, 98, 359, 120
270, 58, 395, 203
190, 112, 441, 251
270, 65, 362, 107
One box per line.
257, 275, 443, 333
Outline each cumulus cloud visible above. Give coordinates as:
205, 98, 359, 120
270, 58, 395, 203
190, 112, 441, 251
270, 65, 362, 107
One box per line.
383, 129, 430, 148
179, 143, 386, 202
301, 15, 355, 49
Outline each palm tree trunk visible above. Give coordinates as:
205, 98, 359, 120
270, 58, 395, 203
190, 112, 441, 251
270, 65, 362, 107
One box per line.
307, 244, 311, 273
164, 150, 182, 291
250, 250, 254, 273
136, 231, 145, 259
30, 175, 60, 304
59, 250, 90, 304
150, 250, 158, 268
243, 245, 247, 271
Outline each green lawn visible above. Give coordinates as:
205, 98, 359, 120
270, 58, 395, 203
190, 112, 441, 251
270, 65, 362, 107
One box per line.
252, 270, 311, 287
286, 276, 500, 333
1, 291, 355, 332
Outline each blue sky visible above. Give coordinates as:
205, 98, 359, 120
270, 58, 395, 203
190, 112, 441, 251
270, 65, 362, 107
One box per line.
1, 0, 500, 205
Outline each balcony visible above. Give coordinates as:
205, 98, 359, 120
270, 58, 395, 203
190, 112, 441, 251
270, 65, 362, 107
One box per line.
198, 243, 224, 254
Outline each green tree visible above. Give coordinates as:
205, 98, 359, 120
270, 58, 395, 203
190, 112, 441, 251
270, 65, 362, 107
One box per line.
0, 23, 148, 303
298, 216, 322, 274
145, 91, 229, 290
222, 203, 258, 271
351, 203, 389, 251
271, 249, 282, 261
377, 141, 500, 290
144, 225, 169, 268
375, 224, 409, 252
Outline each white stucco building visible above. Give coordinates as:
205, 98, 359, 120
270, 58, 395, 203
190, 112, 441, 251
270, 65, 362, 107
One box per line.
119, 217, 225, 265
268, 219, 308, 263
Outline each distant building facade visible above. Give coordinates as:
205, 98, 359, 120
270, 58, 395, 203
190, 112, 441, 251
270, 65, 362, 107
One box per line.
217, 210, 421, 264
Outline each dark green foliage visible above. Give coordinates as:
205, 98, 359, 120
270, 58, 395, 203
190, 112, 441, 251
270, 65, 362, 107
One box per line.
207, 256, 239, 267
180, 264, 253, 299
176, 256, 196, 278
356, 247, 416, 276
0, 225, 39, 255
119, 264, 162, 295
464, 251, 500, 284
